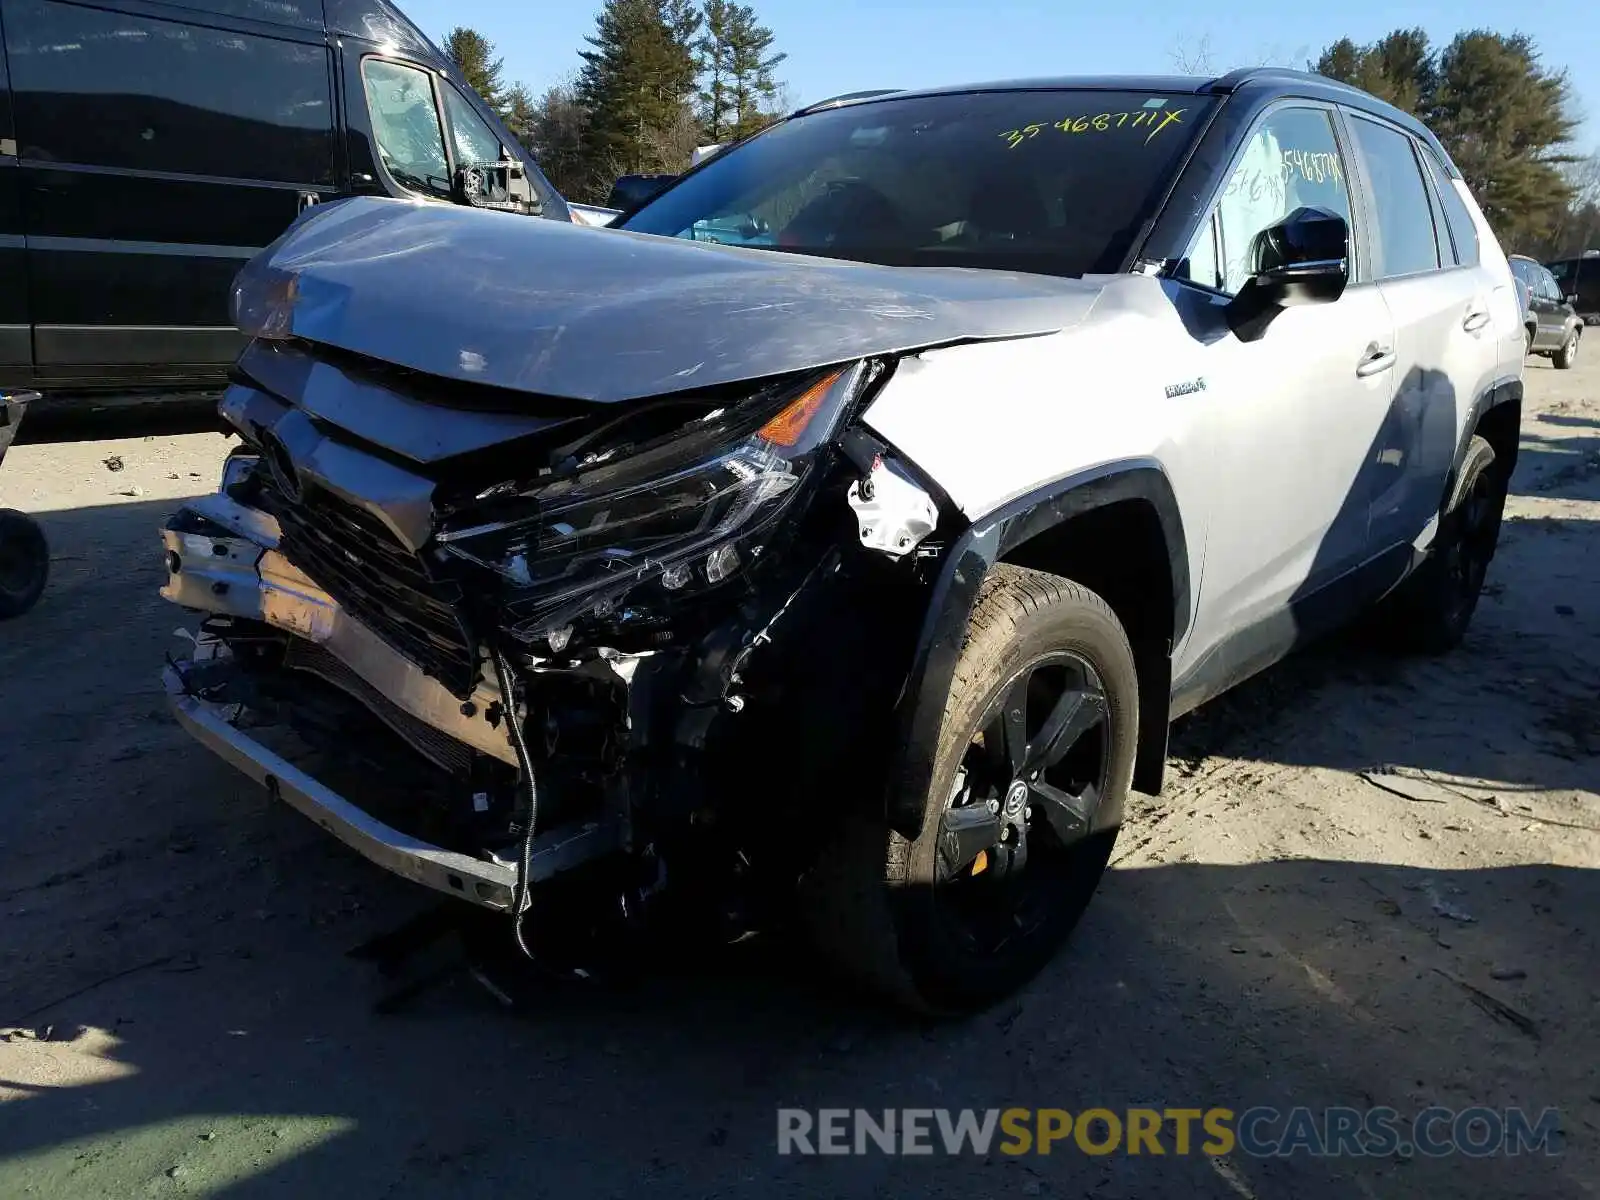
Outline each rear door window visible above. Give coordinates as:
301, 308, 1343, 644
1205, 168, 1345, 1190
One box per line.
361, 59, 450, 199
1347, 116, 1440, 279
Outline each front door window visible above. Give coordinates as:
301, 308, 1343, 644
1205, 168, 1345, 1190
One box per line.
361, 59, 450, 200
1183, 106, 1354, 294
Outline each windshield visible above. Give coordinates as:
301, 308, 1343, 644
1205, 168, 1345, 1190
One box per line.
620, 89, 1213, 276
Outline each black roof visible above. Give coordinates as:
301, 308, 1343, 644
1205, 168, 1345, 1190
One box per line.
795, 68, 1449, 169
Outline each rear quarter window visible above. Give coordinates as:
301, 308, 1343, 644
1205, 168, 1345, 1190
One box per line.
1419, 149, 1479, 268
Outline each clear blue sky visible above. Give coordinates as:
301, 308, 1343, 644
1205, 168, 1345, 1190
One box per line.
401, 0, 1599, 150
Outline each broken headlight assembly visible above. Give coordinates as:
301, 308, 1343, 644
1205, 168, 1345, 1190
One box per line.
435, 363, 869, 646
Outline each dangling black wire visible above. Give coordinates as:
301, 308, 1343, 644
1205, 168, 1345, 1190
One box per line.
491, 645, 540, 960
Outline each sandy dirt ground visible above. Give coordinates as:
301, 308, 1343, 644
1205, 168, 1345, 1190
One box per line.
0, 357, 1597, 1199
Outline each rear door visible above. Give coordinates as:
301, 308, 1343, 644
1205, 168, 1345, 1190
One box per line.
1342, 112, 1500, 558
4, 0, 336, 387
0, 14, 27, 383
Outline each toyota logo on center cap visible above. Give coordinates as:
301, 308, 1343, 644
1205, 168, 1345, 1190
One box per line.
259, 429, 303, 502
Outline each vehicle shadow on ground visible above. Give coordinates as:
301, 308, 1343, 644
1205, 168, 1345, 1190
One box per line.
1, 417, 1595, 1197
0, 857, 1593, 1200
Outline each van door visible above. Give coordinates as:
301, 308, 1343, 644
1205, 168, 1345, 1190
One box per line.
0, 21, 28, 382
335, 29, 567, 221
3, 0, 337, 389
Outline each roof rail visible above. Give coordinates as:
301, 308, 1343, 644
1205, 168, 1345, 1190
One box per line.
1204, 66, 1325, 94
793, 89, 903, 116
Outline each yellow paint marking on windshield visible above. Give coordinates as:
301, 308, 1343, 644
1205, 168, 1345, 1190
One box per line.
999, 107, 1186, 150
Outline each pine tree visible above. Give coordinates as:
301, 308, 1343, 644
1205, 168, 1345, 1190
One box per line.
723, 4, 786, 139
1314, 29, 1576, 248
443, 27, 506, 113
577, 0, 701, 178
1432, 33, 1577, 248
695, 0, 735, 141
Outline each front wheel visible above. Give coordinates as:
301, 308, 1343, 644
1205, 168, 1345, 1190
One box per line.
802, 565, 1137, 1014
1554, 328, 1580, 370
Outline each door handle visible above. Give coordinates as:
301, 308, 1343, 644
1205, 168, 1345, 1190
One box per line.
1463, 308, 1491, 333
1356, 344, 1396, 377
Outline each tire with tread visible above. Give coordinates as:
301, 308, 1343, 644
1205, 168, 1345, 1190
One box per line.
801, 564, 1137, 1014
1380, 434, 1504, 655
1554, 327, 1580, 370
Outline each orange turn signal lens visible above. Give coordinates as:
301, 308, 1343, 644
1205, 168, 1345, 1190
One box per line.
756, 370, 845, 448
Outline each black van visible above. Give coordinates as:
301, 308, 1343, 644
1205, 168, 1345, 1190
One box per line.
1546, 251, 1600, 326
0, 0, 569, 410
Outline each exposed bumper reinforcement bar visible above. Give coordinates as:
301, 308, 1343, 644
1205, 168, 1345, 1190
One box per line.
164, 664, 617, 911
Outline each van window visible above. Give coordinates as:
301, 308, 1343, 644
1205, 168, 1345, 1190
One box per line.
443, 85, 503, 165
4, 0, 333, 183
151, 0, 322, 30
362, 59, 450, 199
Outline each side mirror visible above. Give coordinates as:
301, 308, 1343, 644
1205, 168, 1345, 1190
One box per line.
1227, 207, 1350, 341
452, 162, 538, 215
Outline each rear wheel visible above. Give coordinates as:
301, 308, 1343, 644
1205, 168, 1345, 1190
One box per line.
1554, 328, 1580, 370
1380, 435, 1504, 655
0, 509, 48, 619
803, 565, 1136, 1014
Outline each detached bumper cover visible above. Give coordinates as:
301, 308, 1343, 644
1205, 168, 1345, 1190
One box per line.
164, 664, 618, 910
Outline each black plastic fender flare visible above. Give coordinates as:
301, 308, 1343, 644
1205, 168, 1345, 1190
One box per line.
885, 460, 1192, 840
1447, 375, 1522, 502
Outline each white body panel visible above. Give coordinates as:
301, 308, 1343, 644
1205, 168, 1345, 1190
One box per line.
864, 174, 1521, 689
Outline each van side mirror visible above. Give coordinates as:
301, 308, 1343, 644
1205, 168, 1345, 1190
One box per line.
1227, 207, 1350, 342
452, 162, 538, 216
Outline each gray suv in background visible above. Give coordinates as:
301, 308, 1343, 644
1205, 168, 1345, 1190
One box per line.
1510, 254, 1582, 367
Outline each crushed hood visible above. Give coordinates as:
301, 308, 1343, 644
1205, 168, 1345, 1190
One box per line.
233, 197, 1107, 405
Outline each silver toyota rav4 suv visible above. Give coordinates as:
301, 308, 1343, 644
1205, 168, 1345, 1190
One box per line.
160, 69, 1523, 1013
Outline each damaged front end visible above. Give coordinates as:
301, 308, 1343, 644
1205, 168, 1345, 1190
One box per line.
161, 338, 949, 957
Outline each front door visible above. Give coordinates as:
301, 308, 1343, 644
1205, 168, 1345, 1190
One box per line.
4, 0, 337, 388
1172, 101, 1398, 681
